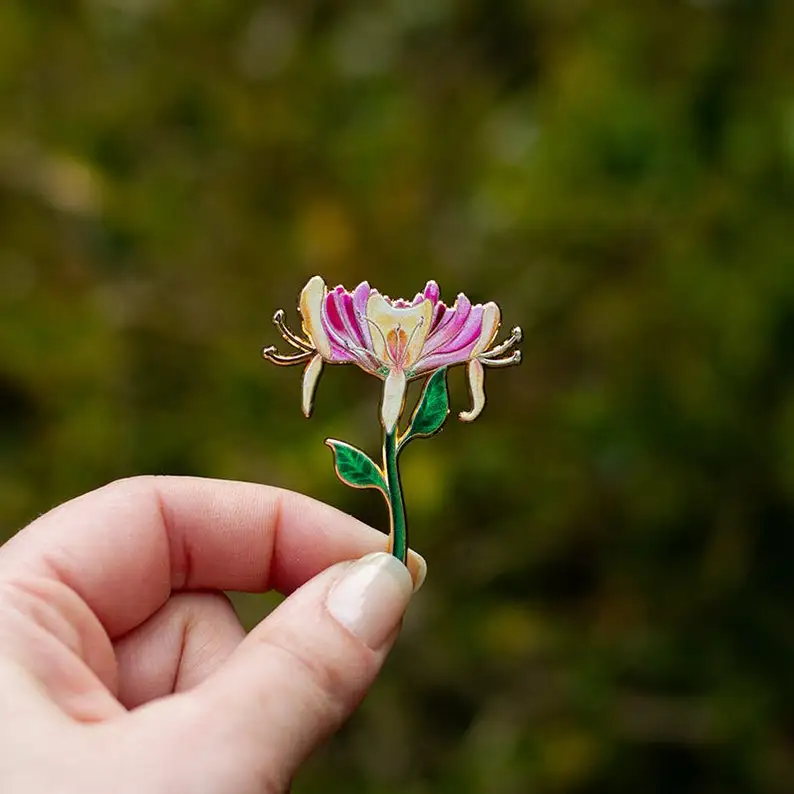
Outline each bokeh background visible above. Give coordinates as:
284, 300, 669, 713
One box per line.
2, 0, 794, 791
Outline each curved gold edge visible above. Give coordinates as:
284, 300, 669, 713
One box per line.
323, 438, 391, 500
480, 350, 521, 368
397, 409, 450, 451
396, 367, 450, 449
273, 309, 314, 352
480, 326, 523, 360
261, 347, 313, 366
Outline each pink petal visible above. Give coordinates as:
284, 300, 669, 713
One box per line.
324, 292, 347, 337
412, 281, 440, 307
423, 294, 471, 355
352, 281, 374, 349
322, 294, 358, 362
430, 301, 447, 331
328, 287, 364, 347
340, 292, 365, 347
424, 280, 440, 305
413, 304, 484, 374
412, 345, 478, 374
328, 340, 356, 363
443, 304, 484, 352
322, 286, 381, 370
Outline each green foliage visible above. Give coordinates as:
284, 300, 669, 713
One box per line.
401, 367, 450, 446
1, 0, 794, 791
325, 439, 387, 494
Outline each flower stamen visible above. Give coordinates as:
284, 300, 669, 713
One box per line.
273, 309, 314, 352
402, 317, 425, 364
480, 350, 521, 368
262, 346, 314, 366
362, 315, 398, 367
479, 326, 523, 360
340, 339, 382, 371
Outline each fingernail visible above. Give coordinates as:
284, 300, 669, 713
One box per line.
326, 552, 413, 650
407, 550, 427, 593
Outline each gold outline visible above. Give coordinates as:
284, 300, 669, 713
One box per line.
324, 438, 389, 498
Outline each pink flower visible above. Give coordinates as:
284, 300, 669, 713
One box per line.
263, 276, 522, 433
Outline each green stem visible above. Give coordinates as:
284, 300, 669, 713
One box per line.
383, 428, 407, 564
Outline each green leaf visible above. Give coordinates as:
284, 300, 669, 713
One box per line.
401, 367, 450, 446
325, 439, 388, 493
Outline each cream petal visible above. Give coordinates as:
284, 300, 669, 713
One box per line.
381, 368, 407, 433
301, 354, 324, 417
470, 302, 501, 358
459, 359, 486, 422
299, 276, 332, 359
366, 293, 433, 368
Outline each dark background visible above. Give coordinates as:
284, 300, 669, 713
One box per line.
1, 1, 794, 791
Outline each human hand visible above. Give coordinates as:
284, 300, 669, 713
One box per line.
0, 476, 425, 793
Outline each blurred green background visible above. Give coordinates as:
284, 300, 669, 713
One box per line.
1, 0, 794, 791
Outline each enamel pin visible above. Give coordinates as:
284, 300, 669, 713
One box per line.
262, 277, 522, 564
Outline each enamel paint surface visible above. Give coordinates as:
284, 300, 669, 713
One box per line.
263, 277, 522, 564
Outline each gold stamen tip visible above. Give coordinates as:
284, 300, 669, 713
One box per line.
262, 346, 278, 359
273, 309, 285, 324
512, 327, 523, 342
514, 350, 522, 363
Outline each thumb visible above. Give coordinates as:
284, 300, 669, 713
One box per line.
164, 552, 414, 792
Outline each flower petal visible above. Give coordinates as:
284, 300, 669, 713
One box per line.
366, 293, 433, 368
459, 359, 486, 422
381, 368, 407, 433
471, 301, 501, 357
324, 288, 366, 351
422, 293, 471, 355
412, 281, 440, 306
324, 290, 347, 337
299, 276, 332, 359
352, 281, 374, 349
317, 288, 379, 366
424, 280, 440, 305
411, 304, 485, 374
340, 291, 366, 346
321, 297, 360, 363
301, 353, 324, 417
411, 346, 478, 375
430, 301, 447, 331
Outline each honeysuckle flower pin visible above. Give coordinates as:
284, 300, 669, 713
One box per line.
263, 276, 522, 563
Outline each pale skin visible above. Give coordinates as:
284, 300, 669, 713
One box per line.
0, 476, 425, 793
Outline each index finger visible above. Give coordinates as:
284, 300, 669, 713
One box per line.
0, 476, 423, 637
